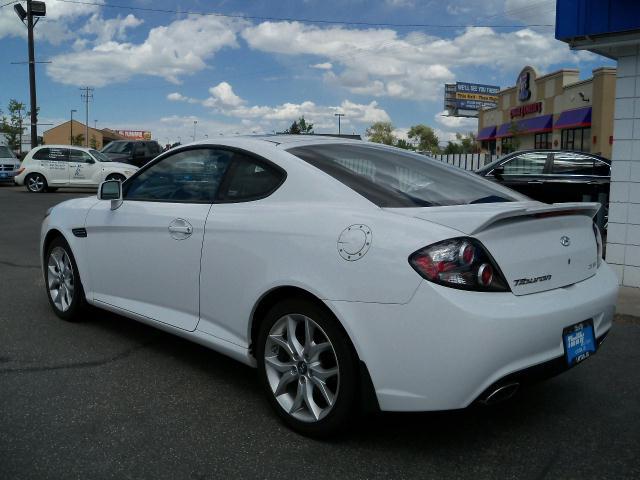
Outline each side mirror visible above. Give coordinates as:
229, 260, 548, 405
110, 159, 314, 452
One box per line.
493, 165, 505, 179
98, 180, 123, 210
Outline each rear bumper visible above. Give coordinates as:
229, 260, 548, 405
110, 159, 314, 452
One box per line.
328, 262, 618, 412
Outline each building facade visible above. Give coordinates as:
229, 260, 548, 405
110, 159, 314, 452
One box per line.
43, 120, 129, 150
478, 66, 616, 159
556, 0, 640, 288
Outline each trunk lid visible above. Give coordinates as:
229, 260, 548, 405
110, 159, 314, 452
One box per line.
386, 201, 600, 295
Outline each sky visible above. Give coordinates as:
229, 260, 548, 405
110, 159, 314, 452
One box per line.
0, 0, 615, 146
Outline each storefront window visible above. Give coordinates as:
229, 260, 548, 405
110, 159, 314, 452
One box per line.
501, 137, 514, 154
561, 127, 591, 153
534, 132, 551, 149
481, 140, 496, 154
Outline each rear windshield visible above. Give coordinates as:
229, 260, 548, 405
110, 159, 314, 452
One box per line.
287, 143, 526, 207
0, 146, 16, 159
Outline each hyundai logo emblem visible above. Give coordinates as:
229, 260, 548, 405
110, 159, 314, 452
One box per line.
560, 236, 571, 247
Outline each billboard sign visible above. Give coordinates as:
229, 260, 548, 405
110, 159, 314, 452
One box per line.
115, 130, 152, 140
444, 82, 500, 117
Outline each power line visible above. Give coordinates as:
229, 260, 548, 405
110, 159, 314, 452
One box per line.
53, 0, 554, 28
0, 1, 19, 8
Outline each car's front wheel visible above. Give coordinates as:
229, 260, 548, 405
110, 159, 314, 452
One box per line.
25, 173, 47, 193
45, 237, 87, 321
256, 299, 358, 437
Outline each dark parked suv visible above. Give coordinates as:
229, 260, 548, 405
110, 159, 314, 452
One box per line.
101, 140, 162, 168
476, 150, 611, 204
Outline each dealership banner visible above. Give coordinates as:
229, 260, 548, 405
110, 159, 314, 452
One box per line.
114, 130, 152, 140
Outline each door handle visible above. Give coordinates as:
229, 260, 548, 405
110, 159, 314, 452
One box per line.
169, 225, 192, 234
168, 218, 193, 239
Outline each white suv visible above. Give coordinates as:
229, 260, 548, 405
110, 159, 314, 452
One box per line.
14, 145, 138, 192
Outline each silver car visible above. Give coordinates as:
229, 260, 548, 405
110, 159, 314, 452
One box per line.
0, 146, 21, 184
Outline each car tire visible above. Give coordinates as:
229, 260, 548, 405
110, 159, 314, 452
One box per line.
44, 236, 87, 322
256, 299, 358, 438
25, 173, 47, 193
105, 173, 126, 183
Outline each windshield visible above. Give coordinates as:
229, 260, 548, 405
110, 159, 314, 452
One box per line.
0, 146, 16, 159
102, 142, 132, 154
90, 149, 112, 162
288, 143, 527, 208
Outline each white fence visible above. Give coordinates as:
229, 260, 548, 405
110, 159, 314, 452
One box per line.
432, 153, 501, 171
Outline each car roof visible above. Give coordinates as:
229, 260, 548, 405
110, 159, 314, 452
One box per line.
33, 144, 94, 152
188, 134, 363, 149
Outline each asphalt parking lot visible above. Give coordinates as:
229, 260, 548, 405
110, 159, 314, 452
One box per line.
1, 184, 639, 479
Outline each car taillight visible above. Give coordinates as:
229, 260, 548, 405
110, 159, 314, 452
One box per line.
409, 238, 510, 292
593, 223, 603, 268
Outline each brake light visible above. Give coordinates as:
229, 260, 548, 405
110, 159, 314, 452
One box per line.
593, 223, 603, 268
409, 238, 510, 292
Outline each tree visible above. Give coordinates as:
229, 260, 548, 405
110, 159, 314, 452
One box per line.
0, 99, 28, 153
394, 139, 415, 150
443, 141, 463, 154
407, 124, 439, 154
365, 121, 396, 145
90, 135, 98, 149
284, 116, 314, 134
455, 132, 479, 154
71, 134, 85, 146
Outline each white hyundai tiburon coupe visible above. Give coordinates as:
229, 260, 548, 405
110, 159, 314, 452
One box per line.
41, 136, 618, 436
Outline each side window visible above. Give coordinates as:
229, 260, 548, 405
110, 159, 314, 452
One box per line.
69, 149, 94, 163
218, 155, 285, 202
148, 142, 160, 156
501, 152, 548, 175
33, 148, 69, 161
552, 153, 595, 175
124, 148, 233, 202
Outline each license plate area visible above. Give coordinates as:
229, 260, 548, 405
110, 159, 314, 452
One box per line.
563, 319, 596, 367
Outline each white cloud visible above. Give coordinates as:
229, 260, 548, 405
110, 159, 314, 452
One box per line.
47, 15, 246, 87
310, 62, 333, 70
241, 20, 588, 101
169, 82, 390, 132
82, 13, 143, 44
0, 0, 102, 45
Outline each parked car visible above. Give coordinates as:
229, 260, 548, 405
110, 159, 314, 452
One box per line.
14, 145, 137, 193
100, 140, 162, 168
41, 136, 617, 436
0, 145, 21, 184
476, 150, 611, 204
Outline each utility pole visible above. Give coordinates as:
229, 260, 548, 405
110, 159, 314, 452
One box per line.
193, 120, 197, 141
14, 1, 46, 149
80, 87, 93, 147
70, 109, 76, 145
334, 113, 345, 135
94, 119, 97, 129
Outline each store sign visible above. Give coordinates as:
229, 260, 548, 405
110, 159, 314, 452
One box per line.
518, 71, 532, 102
115, 130, 152, 140
510, 101, 543, 119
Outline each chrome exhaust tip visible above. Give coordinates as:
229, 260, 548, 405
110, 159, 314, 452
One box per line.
480, 383, 520, 405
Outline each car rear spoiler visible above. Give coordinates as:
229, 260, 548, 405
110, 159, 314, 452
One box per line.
467, 202, 601, 234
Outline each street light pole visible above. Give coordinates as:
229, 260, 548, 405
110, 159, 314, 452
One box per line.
193, 120, 198, 141
70, 109, 77, 145
334, 113, 345, 135
26, 0, 38, 148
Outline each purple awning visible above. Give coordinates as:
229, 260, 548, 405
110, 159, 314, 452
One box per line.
495, 114, 553, 137
554, 107, 592, 129
477, 126, 497, 141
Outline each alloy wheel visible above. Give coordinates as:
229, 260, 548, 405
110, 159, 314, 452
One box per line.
27, 175, 45, 192
264, 314, 340, 422
47, 246, 75, 312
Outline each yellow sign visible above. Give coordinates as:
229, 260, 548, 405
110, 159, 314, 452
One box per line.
456, 92, 498, 102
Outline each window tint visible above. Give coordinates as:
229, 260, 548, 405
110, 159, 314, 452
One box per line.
288, 144, 525, 208
218, 155, 284, 201
147, 142, 160, 156
552, 152, 596, 175
69, 149, 94, 163
32, 147, 69, 161
124, 148, 233, 202
501, 152, 548, 175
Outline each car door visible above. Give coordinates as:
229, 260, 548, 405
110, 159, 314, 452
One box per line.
84, 147, 234, 331
32, 147, 70, 185
491, 151, 552, 201
547, 152, 608, 203
68, 148, 99, 186
197, 152, 287, 346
